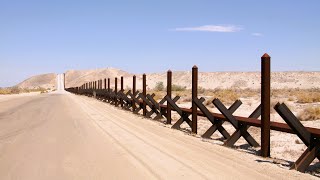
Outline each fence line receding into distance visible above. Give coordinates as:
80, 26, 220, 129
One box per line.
65, 53, 320, 173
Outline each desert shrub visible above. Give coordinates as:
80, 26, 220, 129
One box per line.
296, 92, 320, 103
288, 97, 295, 101
10, 86, 21, 94
174, 90, 190, 97
172, 84, 186, 91
0, 86, 48, 95
0, 88, 11, 94
198, 86, 205, 94
207, 89, 239, 105
298, 106, 320, 121
154, 81, 165, 91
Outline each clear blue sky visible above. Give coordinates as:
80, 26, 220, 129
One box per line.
1, 0, 319, 87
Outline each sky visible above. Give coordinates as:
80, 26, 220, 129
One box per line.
1, 0, 319, 87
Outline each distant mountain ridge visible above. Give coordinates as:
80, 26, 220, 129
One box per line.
17, 73, 57, 90
16, 68, 320, 90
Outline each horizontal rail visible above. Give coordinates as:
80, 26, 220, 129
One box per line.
157, 104, 320, 137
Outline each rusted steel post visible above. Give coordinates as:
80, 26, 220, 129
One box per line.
121, 76, 124, 107
108, 78, 110, 102
192, 65, 198, 134
108, 78, 110, 91
143, 74, 147, 116
115, 77, 118, 106
104, 78, 107, 89
261, 53, 271, 157
132, 75, 136, 111
167, 70, 172, 124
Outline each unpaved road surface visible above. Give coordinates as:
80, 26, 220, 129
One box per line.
0, 92, 316, 179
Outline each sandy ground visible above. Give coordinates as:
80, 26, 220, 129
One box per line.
0, 92, 40, 102
0, 91, 317, 179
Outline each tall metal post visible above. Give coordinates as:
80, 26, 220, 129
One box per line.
115, 77, 118, 106
121, 76, 124, 107
132, 75, 136, 111
261, 53, 271, 157
143, 74, 147, 116
108, 78, 110, 102
167, 70, 172, 124
192, 65, 198, 134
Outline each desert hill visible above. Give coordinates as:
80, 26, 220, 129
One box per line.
17, 73, 57, 90
65, 68, 133, 88
16, 68, 320, 90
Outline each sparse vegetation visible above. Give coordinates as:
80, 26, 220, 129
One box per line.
172, 84, 186, 91
271, 88, 320, 103
205, 89, 239, 105
298, 106, 320, 121
197, 86, 205, 94
0, 87, 48, 95
296, 92, 320, 103
154, 81, 165, 91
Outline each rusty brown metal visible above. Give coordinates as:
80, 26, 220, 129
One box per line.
115, 77, 118, 106
104, 78, 107, 89
121, 76, 124, 107
143, 74, 147, 116
65, 59, 320, 173
108, 78, 110, 92
133, 75, 136, 111
167, 70, 172, 124
261, 53, 271, 157
192, 65, 198, 134
108, 78, 110, 102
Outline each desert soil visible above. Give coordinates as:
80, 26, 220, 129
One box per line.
0, 91, 316, 179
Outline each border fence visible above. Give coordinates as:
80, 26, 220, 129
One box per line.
66, 53, 320, 173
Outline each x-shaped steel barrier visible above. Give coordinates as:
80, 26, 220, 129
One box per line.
193, 97, 242, 139
275, 103, 320, 172
165, 95, 195, 130
213, 98, 260, 147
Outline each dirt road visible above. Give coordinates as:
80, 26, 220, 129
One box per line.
0, 92, 315, 179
